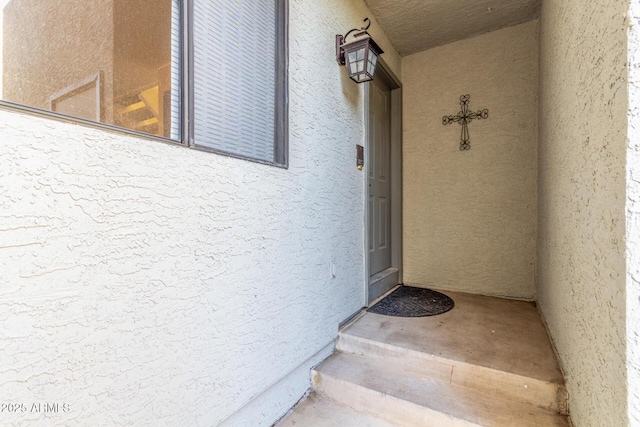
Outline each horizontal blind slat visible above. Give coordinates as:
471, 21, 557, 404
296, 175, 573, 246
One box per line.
193, 0, 277, 161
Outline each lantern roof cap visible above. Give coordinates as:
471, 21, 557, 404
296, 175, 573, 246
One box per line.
342, 30, 384, 56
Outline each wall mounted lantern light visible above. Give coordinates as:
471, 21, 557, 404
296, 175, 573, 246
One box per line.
336, 18, 384, 84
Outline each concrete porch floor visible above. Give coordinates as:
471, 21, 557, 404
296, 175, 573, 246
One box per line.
276, 289, 568, 426
344, 290, 564, 385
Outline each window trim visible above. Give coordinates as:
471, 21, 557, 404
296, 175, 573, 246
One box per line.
183, 0, 194, 148
0, 98, 184, 146
274, 0, 289, 167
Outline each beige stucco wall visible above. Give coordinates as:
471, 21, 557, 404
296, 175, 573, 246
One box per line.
401, 21, 538, 299
3, 0, 114, 117
0, 0, 400, 426
537, 0, 628, 425
628, 1, 640, 424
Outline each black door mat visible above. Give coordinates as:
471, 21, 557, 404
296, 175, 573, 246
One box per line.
367, 286, 454, 317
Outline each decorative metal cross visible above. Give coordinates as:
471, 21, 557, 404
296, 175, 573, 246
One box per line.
442, 94, 489, 150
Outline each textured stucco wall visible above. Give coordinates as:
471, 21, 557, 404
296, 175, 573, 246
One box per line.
537, 1, 628, 425
0, 0, 400, 425
627, 1, 640, 424
401, 21, 538, 299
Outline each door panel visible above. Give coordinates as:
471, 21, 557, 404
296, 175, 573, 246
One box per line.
368, 195, 374, 252
379, 197, 389, 251
368, 76, 392, 276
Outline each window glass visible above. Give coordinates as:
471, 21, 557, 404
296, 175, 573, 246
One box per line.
0, 0, 181, 139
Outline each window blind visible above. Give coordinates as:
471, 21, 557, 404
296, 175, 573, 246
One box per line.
193, 0, 277, 162
170, 0, 181, 140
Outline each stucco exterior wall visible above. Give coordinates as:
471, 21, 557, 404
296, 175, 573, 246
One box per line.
0, 0, 400, 426
627, 1, 640, 424
537, 1, 628, 425
401, 21, 538, 299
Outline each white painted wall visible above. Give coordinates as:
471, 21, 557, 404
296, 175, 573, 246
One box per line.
537, 1, 628, 425
627, 1, 640, 424
0, 0, 400, 425
401, 21, 538, 299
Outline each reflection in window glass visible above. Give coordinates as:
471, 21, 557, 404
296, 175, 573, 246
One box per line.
1, 0, 180, 139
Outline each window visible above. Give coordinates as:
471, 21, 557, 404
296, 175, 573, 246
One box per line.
1, 0, 181, 139
0, 0, 288, 166
191, 0, 288, 165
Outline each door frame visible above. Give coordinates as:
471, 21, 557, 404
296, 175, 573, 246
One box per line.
364, 58, 403, 305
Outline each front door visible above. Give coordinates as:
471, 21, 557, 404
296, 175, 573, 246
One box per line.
368, 71, 398, 303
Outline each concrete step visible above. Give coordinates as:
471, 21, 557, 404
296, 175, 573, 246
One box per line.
276, 392, 402, 427
339, 291, 569, 415
337, 331, 568, 414
313, 351, 569, 427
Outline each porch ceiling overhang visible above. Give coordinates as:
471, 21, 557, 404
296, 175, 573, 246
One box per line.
363, 0, 540, 56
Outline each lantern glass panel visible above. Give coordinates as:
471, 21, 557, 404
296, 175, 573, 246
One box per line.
345, 44, 368, 79
340, 32, 383, 84
367, 47, 378, 76
369, 48, 378, 66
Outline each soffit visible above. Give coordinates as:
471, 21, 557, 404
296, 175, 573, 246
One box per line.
363, 0, 540, 56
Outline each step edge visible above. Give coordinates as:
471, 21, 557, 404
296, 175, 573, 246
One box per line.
338, 331, 565, 385
313, 370, 482, 427
276, 392, 406, 427
313, 357, 569, 427
336, 334, 568, 414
